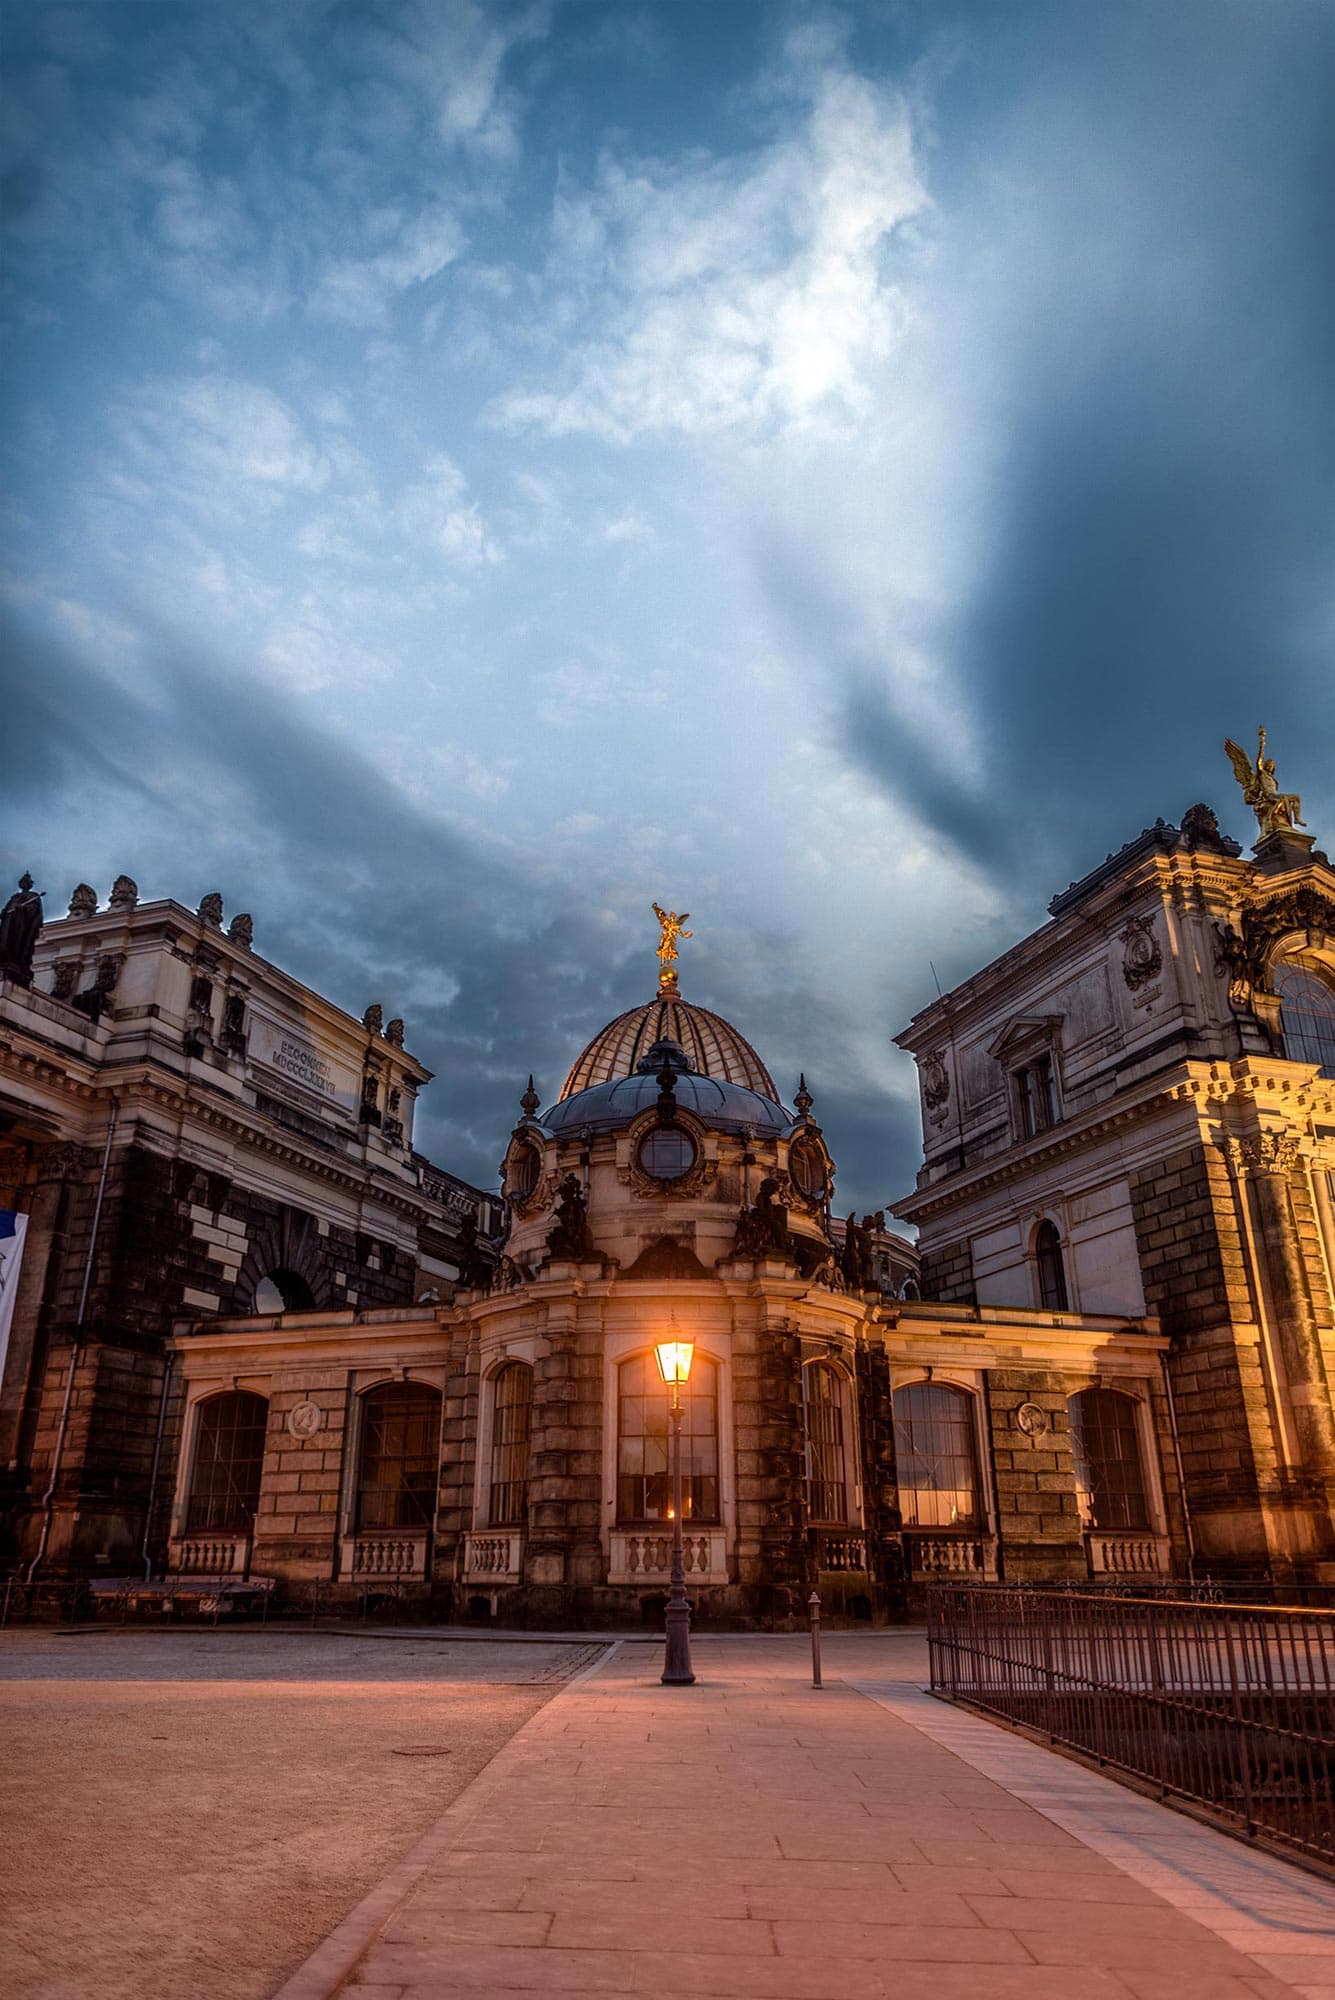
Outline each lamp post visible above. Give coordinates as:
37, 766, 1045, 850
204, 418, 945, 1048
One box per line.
654, 1338, 696, 1686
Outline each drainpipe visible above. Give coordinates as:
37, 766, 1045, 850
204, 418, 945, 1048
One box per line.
27, 1098, 119, 1581
1158, 1347, 1196, 1581
141, 1352, 174, 1580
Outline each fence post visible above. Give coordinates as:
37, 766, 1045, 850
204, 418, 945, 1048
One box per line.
809, 1591, 822, 1688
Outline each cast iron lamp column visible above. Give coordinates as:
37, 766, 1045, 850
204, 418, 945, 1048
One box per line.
654, 1338, 696, 1686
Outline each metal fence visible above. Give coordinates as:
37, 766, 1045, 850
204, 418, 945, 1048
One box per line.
928, 1582, 1335, 1871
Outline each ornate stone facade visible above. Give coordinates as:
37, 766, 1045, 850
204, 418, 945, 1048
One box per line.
0, 878, 497, 1578
895, 783, 1335, 1584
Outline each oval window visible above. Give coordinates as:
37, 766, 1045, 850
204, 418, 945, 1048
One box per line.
790, 1138, 826, 1200
507, 1142, 540, 1199
638, 1128, 697, 1180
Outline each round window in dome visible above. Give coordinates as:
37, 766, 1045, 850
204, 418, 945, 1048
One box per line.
506, 1139, 541, 1200
638, 1128, 697, 1180
789, 1137, 827, 1201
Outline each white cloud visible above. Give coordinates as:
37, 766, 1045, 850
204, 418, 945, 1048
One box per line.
491, 51, 929, 442
109, 374, 327, 515
400, 453, 501, 567
309, 207, 466, 326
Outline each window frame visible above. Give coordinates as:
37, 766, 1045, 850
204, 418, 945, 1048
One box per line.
892, 1378, 985, 1532
487, 1361, 533, 1528
802, 1358, 856, 1525
353, 1380, 442, 1534
184, 1389, 270, 1535
1033, 1218, 1070, 1312
1067, 1386, 1151, 1533
614, 1349, 720, 1526
1273, 955, 1335, 1076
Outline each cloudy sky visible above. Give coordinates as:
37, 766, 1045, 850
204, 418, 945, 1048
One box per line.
3, 0, 1332, 1214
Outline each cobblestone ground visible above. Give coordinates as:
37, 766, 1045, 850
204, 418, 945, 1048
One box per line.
0, 1626, 606, 2000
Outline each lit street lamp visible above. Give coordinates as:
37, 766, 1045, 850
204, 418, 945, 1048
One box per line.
654, 1338, 696, 1686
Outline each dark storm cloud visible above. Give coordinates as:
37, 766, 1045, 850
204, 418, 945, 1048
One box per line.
1, 609, 913, 1208
812, 1, 1335, 900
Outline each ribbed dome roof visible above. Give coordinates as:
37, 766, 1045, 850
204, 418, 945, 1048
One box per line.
543, 1069, 791, 1139
559, 993, 777, 1102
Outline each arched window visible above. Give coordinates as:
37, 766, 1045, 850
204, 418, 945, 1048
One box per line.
1068, 1388, 1148, 1531
187, 1391, 269, 1534
1034, 1220, 1069, 1312
893, 1382, 980, 1530
356, 1382, 441, 1531
617, 1352, 719, 1523
804, 1362, 850, 1523
789, 1137, 827, 1202
254, 1268, 316, 1313
1274, 959, 1335, 1076
489, 1363, 532, 1526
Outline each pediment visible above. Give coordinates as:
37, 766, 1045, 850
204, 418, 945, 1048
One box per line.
986, 1014, 1064, 1062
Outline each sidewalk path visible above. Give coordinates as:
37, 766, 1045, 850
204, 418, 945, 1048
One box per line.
280, 1630, 1335, 2000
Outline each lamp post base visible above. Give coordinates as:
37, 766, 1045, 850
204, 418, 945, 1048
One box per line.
661, 1598, 695, 1685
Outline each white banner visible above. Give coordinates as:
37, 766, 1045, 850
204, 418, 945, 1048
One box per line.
0, 1208, 29, 1391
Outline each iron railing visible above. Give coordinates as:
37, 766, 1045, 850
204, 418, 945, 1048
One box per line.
929, 1582, 1335, 1871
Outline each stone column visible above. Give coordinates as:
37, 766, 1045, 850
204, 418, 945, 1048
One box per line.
754, 1319, 808, 1627
1232, 1135, 1335, 1504
855, 1335, 905, 1618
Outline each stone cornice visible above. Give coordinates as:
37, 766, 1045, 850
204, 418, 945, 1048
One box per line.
893, 1058, 1333, 1225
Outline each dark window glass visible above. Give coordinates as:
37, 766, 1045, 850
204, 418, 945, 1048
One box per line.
1034, 1220, 1069, 1311
187, 1391, 269, 1533
1275, 960, 1335, 1077
617, 1352, 718, 1523
638, 1128, 696, 1179
804, 1362, 849, 1523
356, 1382, 441, 1530
1014, 1054, 1057, 1138
507, 1143, 540, 1198
489, 1363, 532, 1526
254, 1268, 315, 1313
893, 1382, 980, 1530
1069, 1389, 1149, 1530
790, 1139, 826, 1200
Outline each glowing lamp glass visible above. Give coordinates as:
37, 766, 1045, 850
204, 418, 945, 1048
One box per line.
654, 1340, 695, 1387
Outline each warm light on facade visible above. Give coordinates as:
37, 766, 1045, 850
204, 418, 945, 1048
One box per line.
654, 1340, 695, 1387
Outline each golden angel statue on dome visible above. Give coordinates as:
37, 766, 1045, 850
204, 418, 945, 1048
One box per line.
652, 902, 691, 967
1225, 728, 1305, 838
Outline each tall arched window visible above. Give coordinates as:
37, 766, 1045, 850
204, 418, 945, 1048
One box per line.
187, 1391, 269, 1533
1068, 1388, 1148, 1531
617, 1353, 719, 1523
1034, 1220, 1069, 1312
1274, 959, 1335, 1076
804, 1362, 850, 1523
356, 1382, 441, 1531
893, 1382, 980, 1530
489, 1363, 532, 1526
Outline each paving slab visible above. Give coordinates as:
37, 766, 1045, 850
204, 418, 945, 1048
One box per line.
278, 1629, 1334, 2000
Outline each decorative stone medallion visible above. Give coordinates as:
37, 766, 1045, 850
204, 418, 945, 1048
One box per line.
287, 1399, 323, 1439
1118, 914, 1162, 991
1015, 1401, 1049, 1439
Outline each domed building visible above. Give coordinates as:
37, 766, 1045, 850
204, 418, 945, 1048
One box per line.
160, 907, 1179, 1626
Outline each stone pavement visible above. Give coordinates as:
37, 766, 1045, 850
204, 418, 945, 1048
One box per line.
277, 1630, 1335, 2000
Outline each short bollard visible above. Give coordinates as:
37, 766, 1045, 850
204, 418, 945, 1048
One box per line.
809, 1590, 822, 1687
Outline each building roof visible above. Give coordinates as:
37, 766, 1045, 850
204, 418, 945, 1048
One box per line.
558, 991, 778, 1101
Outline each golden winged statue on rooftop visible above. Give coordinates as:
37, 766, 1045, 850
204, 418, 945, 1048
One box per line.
1225, 728, 1305, 839
652, 902, 691, 964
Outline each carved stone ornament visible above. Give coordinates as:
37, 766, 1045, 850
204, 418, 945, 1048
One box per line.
198, 892, 224, 928
227, 913, 254, 949
1118, 914, 1162, 991
1214, 885, 1335, 1020
362, 1002, 384, 1034
67, 883, 98, 918
1226, 1132, 1305, 1177
286, 1399, 323, 1439
1179, 803, 1241, 857
51, 961, 80, 1001
620, 1113, 717, 1200
108, 875, 138, 912
1016, 1402, 1050, 1439
921, 1050, 951, 1126
0, 874, 43, 986
384, 1017, 405, 1048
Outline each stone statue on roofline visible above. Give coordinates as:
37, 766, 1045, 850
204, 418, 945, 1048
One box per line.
0, 875, 43, 986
